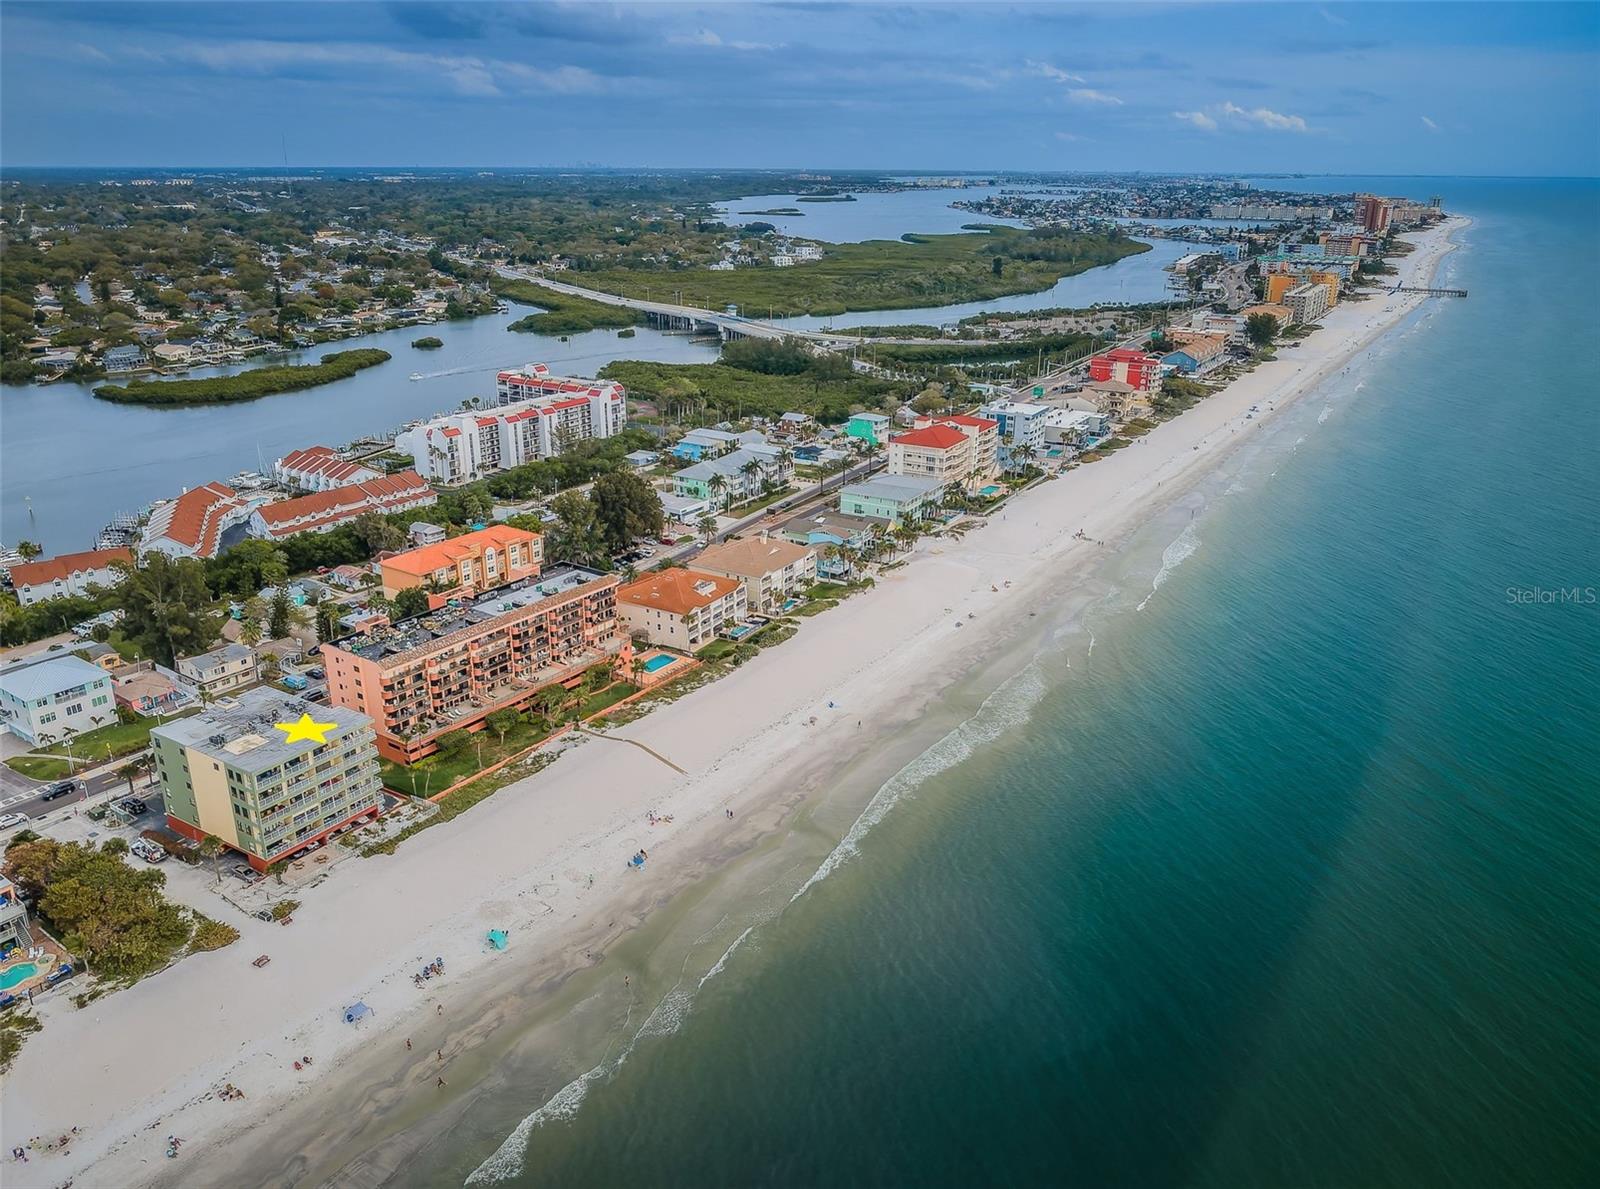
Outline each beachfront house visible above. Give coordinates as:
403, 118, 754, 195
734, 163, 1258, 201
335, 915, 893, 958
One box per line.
616, 569, 748, 651
0, 654, 116, 745
837, 475, 947, 526
694, 534, 817, 614
844, 413, 892, 448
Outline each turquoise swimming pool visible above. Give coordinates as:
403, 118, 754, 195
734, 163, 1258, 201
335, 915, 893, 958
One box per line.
979, 484, 1003, 497
0, 962, 39, 990
640, 654, 678, 674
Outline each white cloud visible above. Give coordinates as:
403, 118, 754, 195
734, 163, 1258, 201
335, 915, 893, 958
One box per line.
74, 42, 112, 63
1054, 131, 1085, 142
1219, 101, 1310, 132
1318, 6, 1349, 26
1068, 88, 1123, 106
1026, 60, 1087, 85
668, 28, 776, 51
1420, 115, 1439, 131
1173, 110, 1218, 131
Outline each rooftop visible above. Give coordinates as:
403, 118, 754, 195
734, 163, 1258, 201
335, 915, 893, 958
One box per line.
381, 523, 540, 579
8, 547, 131, 588
0, 653, 110, 701
332, 565, 612, 662
696, 535, 814, 578
891, 424, 968, 451
180, 642, 256, 672
841, 474, 948, 502
151, 687, 374, 775
617, 569, 741, 616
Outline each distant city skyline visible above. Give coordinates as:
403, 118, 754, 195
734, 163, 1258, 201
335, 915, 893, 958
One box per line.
2, 2, 1597, 176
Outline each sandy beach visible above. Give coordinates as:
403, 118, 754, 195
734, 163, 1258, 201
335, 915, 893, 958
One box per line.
0, 219, 1464, 1189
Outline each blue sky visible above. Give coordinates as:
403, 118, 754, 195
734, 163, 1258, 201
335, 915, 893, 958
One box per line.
3, 2, 1596, 174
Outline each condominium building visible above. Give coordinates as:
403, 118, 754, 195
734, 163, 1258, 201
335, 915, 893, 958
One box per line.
321, 566, 626, 762
399, 381, 627, 484
0, 654, 116, 745
976, 399, 1052, 451
495, 362, 627, 416
912, 414, 1001, 482
672, 447, 793, 510
837, 475, 947, 525
8, 547, 131, 606
616, 569, 747, 651
1265, 270, 1340, 310
248, 471, 436, 540
150, 687, 384, 871
140, 481, 255, 559
379, 524, 542, 600
1357, 194, 1393, 234
694, 535, 817, 613
273, 445, 384, 492
1088, 348, 1163, 392
1284, 282, 1332, 325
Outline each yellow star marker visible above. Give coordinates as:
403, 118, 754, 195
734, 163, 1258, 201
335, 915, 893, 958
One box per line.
274, 713, 338, 745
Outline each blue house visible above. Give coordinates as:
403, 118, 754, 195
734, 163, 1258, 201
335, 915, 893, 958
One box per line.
1162, 350, 1203, 374
104, 344, 147, 373
793, 444, 825, 463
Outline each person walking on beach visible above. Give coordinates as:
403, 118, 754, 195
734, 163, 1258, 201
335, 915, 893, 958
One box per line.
438, 1077, 447, 1088
406, 1038, 412, 1050
437, 1049, 444, 1061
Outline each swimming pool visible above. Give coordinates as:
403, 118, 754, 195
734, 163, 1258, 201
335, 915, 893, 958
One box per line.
0, 962, 39, 990
979, 485, 1003, 497
640, 654, 678, 674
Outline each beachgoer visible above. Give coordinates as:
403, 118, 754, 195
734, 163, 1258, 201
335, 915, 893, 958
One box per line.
406, 1038, 412, 1050
294, 1061, 303, 1071
437, 1004, 443, 1015
438, 1077, 447, 1088
437, 1049, 444, 1060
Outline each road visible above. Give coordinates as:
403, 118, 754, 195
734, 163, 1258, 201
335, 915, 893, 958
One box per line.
0, 758, 151, 828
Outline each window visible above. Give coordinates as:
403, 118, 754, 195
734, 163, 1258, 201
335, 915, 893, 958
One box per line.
65, 703, 83, 716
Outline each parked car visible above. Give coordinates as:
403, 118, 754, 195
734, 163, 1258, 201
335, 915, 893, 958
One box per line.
303, 688, 327, 702
119, 797, 148, 816
39, 780, 79, 802
0, 812, 29, 830
307, 666, 325, 679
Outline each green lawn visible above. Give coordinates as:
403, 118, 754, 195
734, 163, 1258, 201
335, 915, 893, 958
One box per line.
578, 681, 640, 719
36, 710, 193, 764
4, 755, 74, 781
696, 639, 737, 661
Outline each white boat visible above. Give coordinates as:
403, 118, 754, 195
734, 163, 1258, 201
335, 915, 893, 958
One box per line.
409, 372, 424, 381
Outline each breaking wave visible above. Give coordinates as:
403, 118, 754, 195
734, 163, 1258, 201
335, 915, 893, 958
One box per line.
1136, 523, 1201, 612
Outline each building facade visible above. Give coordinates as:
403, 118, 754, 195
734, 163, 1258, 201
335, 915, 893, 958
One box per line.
1284, 282, 1332, 325
837, 475, 947, 524
0, 654, 116, 745
616, 570, 747, 651
140, 482, 255, 560
273, 446, 384, 492
976, 399, 1052, 451
249, 472, 436, 540
176, 643, 258, 696
379, 524, 542, 600
694, 535, 817, 613
151, 688, 384, 871
321, 567, 626, 762
844, 412, 892, 448
672, 448, 793, 510
913, 414, 1001, 482
8, 547, 131, 606
1088, 348, 1163, 392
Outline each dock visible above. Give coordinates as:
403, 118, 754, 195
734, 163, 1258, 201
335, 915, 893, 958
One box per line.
1393, 285, 1468, 297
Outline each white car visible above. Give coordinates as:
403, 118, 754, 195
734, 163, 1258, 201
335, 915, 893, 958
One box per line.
0, 812, 29, 830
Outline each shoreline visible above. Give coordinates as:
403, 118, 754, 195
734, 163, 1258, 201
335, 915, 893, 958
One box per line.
0, 219, 1466, 1189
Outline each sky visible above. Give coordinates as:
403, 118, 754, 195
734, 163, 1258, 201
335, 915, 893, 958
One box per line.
2, 1, 1597, 175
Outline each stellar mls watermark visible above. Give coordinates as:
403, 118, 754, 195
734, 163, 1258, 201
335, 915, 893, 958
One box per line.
1505, 585, 1596, 606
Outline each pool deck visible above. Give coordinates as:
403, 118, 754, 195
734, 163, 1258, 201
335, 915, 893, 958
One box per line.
0, 933, 72, 1000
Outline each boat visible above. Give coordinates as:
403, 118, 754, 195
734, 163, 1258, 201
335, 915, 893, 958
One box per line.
409, 372, 424, 381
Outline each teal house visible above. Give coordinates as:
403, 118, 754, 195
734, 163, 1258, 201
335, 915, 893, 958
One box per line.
837, 475, 946, 525
844, 413, 891, 448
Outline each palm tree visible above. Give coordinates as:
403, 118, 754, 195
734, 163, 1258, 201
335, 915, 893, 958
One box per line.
738, 460, 761, 506
238, 597, 267, 645
775, 446, 795, 476
117, 758, 147, 795
697, 514, 718, 546
707, 473, 728, 510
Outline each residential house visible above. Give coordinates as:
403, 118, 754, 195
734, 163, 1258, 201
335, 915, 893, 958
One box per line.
837, 475, 947, 525
671, 428, 741, 462
140, 482, 255, 560
616, 570, 747, 651
673, 448, 792, 511
274, 445, 385, 492
844, 412, 892, 448
0, 654, 117, 745
624, 450, 660, 469
113, 664, 190, 715
694, 534, 817, 613
409, 521, 447, 547
103, 344, 147, 373
378, 524, 542, 600
176, 643, 258, 696
1, 876, 34, 956
8, 547, 131, 606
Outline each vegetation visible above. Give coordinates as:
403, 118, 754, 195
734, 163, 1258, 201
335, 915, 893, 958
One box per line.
573, 227, 1148, 317
601, 352, 901, 425
2, 837, 195, 981
0, 589, 114, 647
33, 710, 183, 765
411, 336, 443, 349
497, 280, 642, 334
391, 586, 430, 619
114, 553, 224, 668
1245, 312, 1279, 348
4, 755, 74, 781
0, 1012, 42, 1074
270, 898, 300, 921
188, 913, 241, 952
589, 470, 665, 554
93, 348, 390, 405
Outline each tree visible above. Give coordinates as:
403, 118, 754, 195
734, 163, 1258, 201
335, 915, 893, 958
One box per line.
434, 728, 474, 759
15, 540, 42, 561
315, 599, 343, 643
267, 587, 295, 640
197, 835, 225, 885
1245, 312, 1278, 348
484, 708, 520, 747
351, 512, 406, 556
392, 586, 430, 619
547, 490, 609, 567
697, 514, 718, 546
238, 597, 267, 645
590, 471, 664, 553
114, 555, 222, 669
117, 760, 146, 796
992, 255, 1004, 277
706, 473, 728, 509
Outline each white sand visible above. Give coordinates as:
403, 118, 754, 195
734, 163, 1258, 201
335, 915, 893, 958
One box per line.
0, 221, 1463, 1189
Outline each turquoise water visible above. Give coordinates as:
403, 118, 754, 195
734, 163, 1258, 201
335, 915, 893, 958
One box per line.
394, 178, 1598, 1188
640, 655, 679, 674
0, 962, 38, 991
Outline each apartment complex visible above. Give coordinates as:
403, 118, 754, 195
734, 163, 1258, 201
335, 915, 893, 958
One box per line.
8, 547, 131, 606
1265, 270, 1339, 311
616, 569, 747, 650
321, 566, 625, 761
248, 471, 435, 540
379, 524, 542, 600
273, 445, 384, 492
977, 399, 1052, 451
1088, 348, 1163, 392
150, 687, 384, 871
140, 481, 254, 559
695, 535, 817, 613
912, 414, 1001, 482
398, 366, 626, 486
1283, 282, 1332, 325
0, 654, 116, 745
672, 447, 794, 510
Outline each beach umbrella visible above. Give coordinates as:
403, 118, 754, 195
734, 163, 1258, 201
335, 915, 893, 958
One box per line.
343, 1001, 372, 1024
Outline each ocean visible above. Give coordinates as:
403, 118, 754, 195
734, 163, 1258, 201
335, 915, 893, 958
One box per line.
398, 178, 1598, 1188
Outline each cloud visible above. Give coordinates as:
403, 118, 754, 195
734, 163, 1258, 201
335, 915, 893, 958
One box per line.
1219, 101, 1310, 132
1318, 6, 1349, 26
1173, 110, 1218, 131
1026, 60, 1086, 85
1054, 130, 1086, 142
1068, 87, 1123, 106
74, 42, 112, 63
667, 28, 776, 51
1420, 115, 1439, 131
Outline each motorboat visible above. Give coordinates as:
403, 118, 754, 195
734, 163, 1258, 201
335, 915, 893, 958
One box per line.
409, 371, 424, 381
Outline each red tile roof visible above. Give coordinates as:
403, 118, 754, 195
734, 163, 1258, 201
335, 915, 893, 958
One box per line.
937, 414, 999, 431
276, 445, 381, 487
10, 547, 132, 589
891, 424, 968, 451
381, 524, 541, 578
253, 472, 434, 538
617, 569, 740, 616
148, 482, 246, 557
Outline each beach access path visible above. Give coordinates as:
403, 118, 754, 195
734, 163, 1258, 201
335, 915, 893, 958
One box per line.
0, 220, 1465, 1189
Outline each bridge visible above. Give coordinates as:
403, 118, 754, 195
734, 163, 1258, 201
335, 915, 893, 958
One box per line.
1391, 284, 1468, 297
